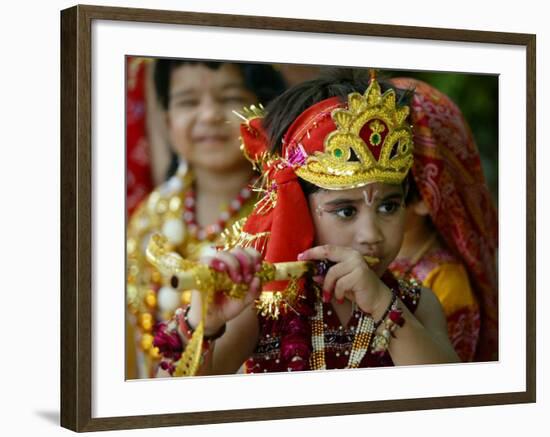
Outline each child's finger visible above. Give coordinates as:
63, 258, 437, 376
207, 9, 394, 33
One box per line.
333, 273, 355, 304
323, 258, 354, 294
209, 258, 227, 273
322, 288, 332, 303
215, 251, 242, 283
231, 247, 254, 282
243, 247, 263, 272
298, 245, 352, 263
344, 290, 355, 303
243, 277, 262, 306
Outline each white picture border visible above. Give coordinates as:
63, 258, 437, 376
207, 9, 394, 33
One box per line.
92, 19, 526, 418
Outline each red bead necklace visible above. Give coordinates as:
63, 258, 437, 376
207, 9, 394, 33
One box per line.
182, 177, 256, 241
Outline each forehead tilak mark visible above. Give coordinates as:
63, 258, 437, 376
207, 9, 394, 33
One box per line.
362, 186, 378, 206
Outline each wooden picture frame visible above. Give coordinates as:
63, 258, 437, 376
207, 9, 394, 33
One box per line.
60, 4, 536, 432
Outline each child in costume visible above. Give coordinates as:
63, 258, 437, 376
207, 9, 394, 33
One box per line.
153, 70, 460, 376
388, 78, 498, 362
126, 60, 286, 378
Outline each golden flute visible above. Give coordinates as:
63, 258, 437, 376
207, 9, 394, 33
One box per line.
145, 234, 379, 376
146, 233, 378, 295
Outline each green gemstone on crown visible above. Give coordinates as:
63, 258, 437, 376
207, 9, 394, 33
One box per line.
371, 133, 381, 145
334, 148, 343, 158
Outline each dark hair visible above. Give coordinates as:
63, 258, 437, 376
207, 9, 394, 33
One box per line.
262, 68, 414, 196
153, 59, 287, 110
404, 172, 419, 205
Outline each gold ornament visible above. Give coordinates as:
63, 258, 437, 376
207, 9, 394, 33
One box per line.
144, 290, 157, 309
140, 333, 154, 351
139, 313, 154, 332
148, 346, 160, 359
295, 78, 414, 189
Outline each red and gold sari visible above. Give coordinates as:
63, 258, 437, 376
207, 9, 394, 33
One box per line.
389, 78, 498, 362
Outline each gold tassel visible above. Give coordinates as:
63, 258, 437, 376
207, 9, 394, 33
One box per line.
220, 218, 271, 253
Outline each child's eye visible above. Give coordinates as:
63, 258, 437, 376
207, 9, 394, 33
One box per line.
220, 96, 247, 105
172, 99, 198, 108
378, 201, 401, 215
333, 206, 357, 219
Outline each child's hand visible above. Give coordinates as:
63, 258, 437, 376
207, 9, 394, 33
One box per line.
298, 245, 392, 318
187, 247, 263, 336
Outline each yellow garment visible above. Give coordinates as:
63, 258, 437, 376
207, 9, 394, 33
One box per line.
422, 262, 478, 318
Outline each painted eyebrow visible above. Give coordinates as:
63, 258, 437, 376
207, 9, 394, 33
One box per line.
322, 191, 403, 207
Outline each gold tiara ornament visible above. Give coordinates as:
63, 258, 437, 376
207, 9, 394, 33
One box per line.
294, 78, 414, 189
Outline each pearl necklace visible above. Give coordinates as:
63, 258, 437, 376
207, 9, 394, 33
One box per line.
309, 300, 376, 370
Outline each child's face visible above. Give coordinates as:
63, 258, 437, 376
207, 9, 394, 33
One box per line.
308, 183, 407, 276
166, 63, 257, 174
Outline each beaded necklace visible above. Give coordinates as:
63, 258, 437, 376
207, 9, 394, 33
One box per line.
182, 176, 257, 241
309, 290, 402, 370
309, 300, 376, 370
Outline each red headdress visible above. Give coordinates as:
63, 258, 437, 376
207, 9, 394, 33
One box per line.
389, 78, 499, 361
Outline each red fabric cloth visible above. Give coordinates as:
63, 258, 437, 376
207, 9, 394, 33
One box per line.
390, 78, 499, 361
239, 98, 347, 295
126, 57, 153, 216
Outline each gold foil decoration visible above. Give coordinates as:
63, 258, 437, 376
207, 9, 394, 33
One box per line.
295, 77, 414, 189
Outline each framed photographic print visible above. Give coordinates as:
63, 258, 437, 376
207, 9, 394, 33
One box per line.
60, 4, 536, 432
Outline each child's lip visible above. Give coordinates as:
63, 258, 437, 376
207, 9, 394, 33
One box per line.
363, 252, 381, 261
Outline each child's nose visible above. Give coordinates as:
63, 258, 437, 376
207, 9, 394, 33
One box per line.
355, 215, 383, 246
199, 98, 224, 123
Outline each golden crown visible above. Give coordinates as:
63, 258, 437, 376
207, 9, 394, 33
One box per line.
295, 78, 414, 189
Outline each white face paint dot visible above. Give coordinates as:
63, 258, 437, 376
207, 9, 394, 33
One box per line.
315, 204, 324, 217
